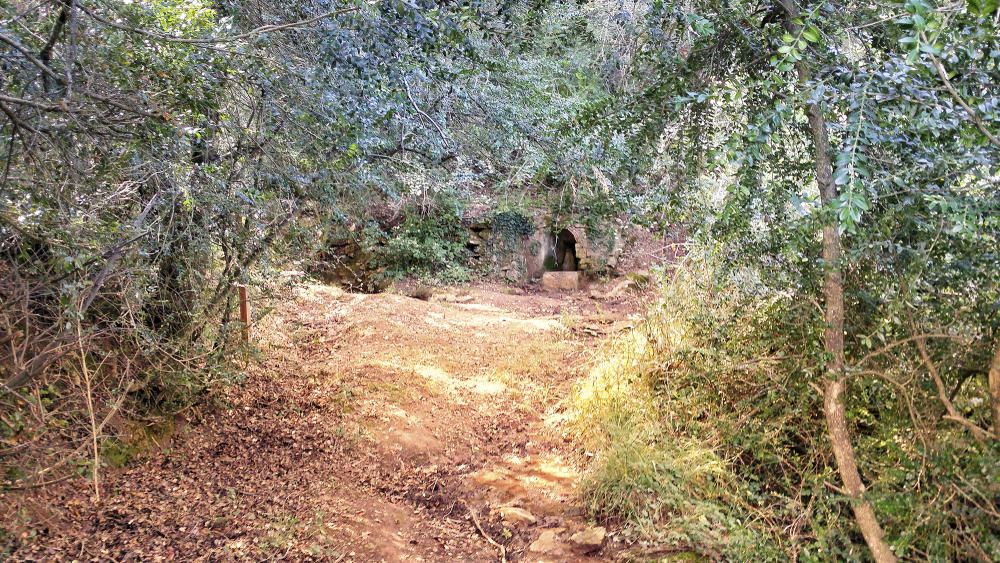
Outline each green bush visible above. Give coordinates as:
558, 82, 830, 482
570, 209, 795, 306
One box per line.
370, 197, 470, 283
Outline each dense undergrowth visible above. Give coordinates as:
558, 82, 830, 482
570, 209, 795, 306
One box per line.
365, 195, 473, 284
571, 256, 999, 561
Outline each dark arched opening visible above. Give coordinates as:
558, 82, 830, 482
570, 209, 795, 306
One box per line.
554, 229, 577, 271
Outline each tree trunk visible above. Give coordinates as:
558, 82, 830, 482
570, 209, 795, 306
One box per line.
777, 1, 896, 560
807, 97, 896, 563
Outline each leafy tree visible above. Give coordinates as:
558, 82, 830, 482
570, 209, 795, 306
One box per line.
576, 0, 998, 558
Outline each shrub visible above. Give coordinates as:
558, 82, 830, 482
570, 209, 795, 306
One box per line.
570, 255, 1000, 560
370, 196, 470, 283
569, 272, 785, 559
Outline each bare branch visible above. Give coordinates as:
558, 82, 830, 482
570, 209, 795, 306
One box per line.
403, 77, 448, 144
0, 94, 76, 112
856, 333, 967, 368
912, 330, 995, 442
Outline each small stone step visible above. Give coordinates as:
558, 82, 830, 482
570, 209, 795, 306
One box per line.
541, 271, 581, 291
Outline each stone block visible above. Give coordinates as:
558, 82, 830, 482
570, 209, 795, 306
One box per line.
542, 271, 580, 291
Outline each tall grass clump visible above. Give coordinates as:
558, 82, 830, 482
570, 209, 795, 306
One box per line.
569, 259, 789, 559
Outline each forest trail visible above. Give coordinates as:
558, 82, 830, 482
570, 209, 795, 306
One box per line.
16, 281, 643, 561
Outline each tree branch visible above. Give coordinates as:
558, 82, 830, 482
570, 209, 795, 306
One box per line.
402, 77, 448, 144
0, 93, 76, 113
39, 2, 69, 94
912, 329, 995, 442
922, 33, 1000, 149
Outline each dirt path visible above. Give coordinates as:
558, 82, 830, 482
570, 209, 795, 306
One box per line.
9, 281, 642, 561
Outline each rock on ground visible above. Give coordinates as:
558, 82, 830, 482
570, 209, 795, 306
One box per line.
529, 528, 565, 554
499, 506, 537, 526
569, 526, 607, 554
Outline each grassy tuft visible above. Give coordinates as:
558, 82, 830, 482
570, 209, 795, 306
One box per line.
569, 303, 782, 559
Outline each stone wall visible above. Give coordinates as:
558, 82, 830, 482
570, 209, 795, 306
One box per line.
557, 224, 622, 274
468, 213, 622, 282
313, 214, 624, 291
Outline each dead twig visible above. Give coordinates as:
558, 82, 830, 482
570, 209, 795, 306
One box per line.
462, 500, 507, 563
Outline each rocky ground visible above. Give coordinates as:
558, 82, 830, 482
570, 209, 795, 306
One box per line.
4, 278, 651, 562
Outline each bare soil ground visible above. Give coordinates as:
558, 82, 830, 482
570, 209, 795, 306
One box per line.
4, 280, 647, 562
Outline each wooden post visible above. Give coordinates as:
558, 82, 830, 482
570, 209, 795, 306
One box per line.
237, 284, 249, 343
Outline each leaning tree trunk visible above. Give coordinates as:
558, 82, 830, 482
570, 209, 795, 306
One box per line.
777, 1, 896, 561
806, 98, 896, 563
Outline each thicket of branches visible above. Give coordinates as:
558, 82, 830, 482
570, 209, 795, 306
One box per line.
0, 0, 492, 495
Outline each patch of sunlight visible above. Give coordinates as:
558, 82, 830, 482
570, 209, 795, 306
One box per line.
441, 306, 562, 333
474, 315, 560, 331
298, 283, 346, 302
385, 405, 408, 419
528, 455, 579, 484
569, 319, 683, 451
454, 303, 505, 313
465, 377, 507, 395
505, 453, 525, 465
573, 350, 640, 406
423, 311, 453, 330
542, 410, 569, 428
474, 453, 580, 501
490, 367, 560, 404
502, 453, 578, 480
413, 364, 455, 387
411, 364, 507, 395
514, 317, 564, 332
